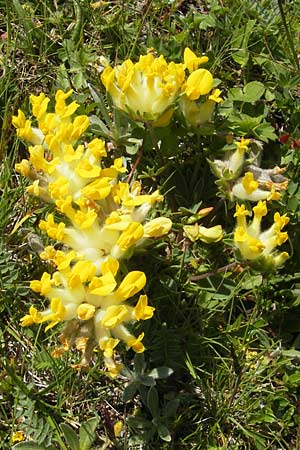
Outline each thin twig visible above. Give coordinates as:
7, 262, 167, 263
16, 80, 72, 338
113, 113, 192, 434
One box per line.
190, 262, 239, 281
126, 146, 143, 183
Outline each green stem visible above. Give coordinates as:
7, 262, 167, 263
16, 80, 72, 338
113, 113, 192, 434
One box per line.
277, 0, 299, 70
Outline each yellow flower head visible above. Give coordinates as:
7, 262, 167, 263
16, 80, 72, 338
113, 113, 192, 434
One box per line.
11, 431, 25, 444
101, 53, 185, 122
16, 90, 171, 376
234, 202, 289, 269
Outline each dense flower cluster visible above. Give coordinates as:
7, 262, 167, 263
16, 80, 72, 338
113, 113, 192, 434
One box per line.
101, 47, 221, 126
12, 90, 172, 377
234, 201, 289, 270
209, 137, 288, 201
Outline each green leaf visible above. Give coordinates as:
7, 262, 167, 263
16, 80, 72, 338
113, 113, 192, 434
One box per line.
288, 180, 298, 195
60, 423, 80, 450
137, 373, 156, 386
253, 123, 277, 142
228, 112, 263, 131
231, 19, 256, 49
157, 424, 171, 442
193, 13, 216, 30
148, 367, 174, 379
79, 417, 99, 450
165, 398, 180, 418
147, 387, 159, 418
288, 196, 299, 211
242, 274, 263, 290
126, 138, 142, 155
282, 349, 300, 359
13, 444, 48, 450
243, 82, 265, 102
88, 84, 112, 125
89, 115, 111, 138
287, 373, 300, 385
134, 353, 146, 373
122, 381, 139, 402
265, 89, 275, 101
232, 49, 249, 67
227, 87, 244, 102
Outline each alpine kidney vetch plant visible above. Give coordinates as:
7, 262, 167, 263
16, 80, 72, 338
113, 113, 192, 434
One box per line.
12, 46, 290, 378
12, 89, 172, 377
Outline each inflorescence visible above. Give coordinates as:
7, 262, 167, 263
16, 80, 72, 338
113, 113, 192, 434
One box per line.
13, 89, 172, 377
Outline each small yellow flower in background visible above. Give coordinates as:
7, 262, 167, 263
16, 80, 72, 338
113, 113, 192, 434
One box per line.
234, 201, 289, 270
209, 136, 289, 202
232, 171, 269, 202
227, 138, 251, 176
113, 420, 123, 437
208, 137, 251, 182
11, 430, 25, 443
184, 223, 223, 244
90, 1, 109, 8
232, 167, 289, 202
13, 91, 173, 377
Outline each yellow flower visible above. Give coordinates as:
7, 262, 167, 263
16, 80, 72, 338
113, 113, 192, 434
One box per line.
16, 90, 174, 376
77, 303, 96, 320
72, 210, 98, 229
143, 217, 172, 237
180, 88, 223, 127
30, 272, 52, 296
233, 176, 269, 201
101, 305, 129, 328
116, 222, 144, 249
44, 297, 66, 331
184, 47, 209, 72
88, 272, 117, 296
81, 177, 112, 200
101, 53, 185, 122
75, 159, 102, 178
127, 332, 145, 353
134, 295, 155, 320
15, 159, 30, 176
39, 214, 65, 241
198, 225, 223, 243
30, 92, 50, 120
228, 138, 250, 176
183, 223, 223, 243
101, 257, 119, 277
20, 306, 42, 326
113, 420, 123, 438
234, 202, 289, 269
242, 172, 259, 194
71, 260, 96, 282
26, 180, 40, 196
209, 89, 223, 103
55, 89, 79, 118
99, 337, 120, 358
116, 271, 146, 300
184, 69, 213, 100
11, 431, 25, 444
